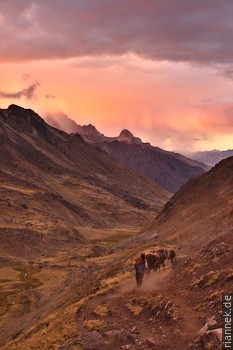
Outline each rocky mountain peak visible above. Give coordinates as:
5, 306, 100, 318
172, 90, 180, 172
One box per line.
1, 105, 46, 134
118, 129, 142, 144
75, 123, 107, 143
119, 129, 134, 138
81, 124, 99, 134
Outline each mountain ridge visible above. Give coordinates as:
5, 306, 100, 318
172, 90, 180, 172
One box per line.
0, 105, 170, 260
45, 113, 207, 192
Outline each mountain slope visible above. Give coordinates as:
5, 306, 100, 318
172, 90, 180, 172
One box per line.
136, 156, 233, 254
95, 135, 206, 193
0, 105, 169, 260
45, 113, 207, 193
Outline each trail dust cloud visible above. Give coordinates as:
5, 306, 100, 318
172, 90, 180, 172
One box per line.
113, 267, 172, 297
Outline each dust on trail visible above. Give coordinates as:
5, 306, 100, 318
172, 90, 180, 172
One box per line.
113, 266, 172, 296
77, 264, 202, 350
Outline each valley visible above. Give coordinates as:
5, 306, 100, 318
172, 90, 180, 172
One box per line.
1, 1, 233, 349
1, 228, 232, 350
0, 105, 232, 350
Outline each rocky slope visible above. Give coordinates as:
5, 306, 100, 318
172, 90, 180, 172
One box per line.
133, 156, 233, 255
0, 104, 169, 260
46, 113, 207, 193
107, 156, 232, 349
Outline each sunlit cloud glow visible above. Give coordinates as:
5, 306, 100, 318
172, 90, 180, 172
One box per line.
0, 1, 233, 152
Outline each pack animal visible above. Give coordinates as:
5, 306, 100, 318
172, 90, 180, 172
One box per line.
145, 252, 161, 272
157, 249, 167, 271
167, 249, 176, 263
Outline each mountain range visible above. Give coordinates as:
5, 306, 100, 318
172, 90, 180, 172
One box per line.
186, 149, 233, 167
46, 113, 207, 192
0, 105, 169, 260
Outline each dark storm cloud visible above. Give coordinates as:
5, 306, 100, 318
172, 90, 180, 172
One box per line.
0, 0, 233, 64
0, 82, 40, 99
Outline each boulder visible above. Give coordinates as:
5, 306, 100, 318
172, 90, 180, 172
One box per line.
103, 329, 135, 344
199, 316, 217, 334
200, 328, 222, 350
81, 329, 136, 350
81, 331, 103, 350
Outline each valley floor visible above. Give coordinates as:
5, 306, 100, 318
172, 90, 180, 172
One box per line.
0, 228, 232, 350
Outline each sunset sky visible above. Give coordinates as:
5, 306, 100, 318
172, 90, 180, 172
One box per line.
0, 1, 233, 152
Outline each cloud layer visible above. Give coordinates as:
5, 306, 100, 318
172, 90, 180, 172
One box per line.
0, 0, 233, 64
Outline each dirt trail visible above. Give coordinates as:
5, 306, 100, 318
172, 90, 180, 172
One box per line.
76, 266, 204, 349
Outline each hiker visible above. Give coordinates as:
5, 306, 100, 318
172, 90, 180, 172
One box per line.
134, 253, 147, 288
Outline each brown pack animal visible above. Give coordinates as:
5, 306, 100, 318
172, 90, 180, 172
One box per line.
145, 252, 160, 272
145, 252, 161, 272
168, 249, 176, 263
157, 249, 167, 271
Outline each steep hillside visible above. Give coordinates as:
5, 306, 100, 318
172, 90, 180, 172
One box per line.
0, 105, 169, 260
136, 156, 233, 254
46, 113, 207, 192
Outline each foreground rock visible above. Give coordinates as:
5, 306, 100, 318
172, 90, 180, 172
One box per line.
199, 328, 222, 350
198, 316, 222, 350
81, 329, 136, 350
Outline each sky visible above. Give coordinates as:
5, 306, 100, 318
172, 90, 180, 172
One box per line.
0, 0, 233, 152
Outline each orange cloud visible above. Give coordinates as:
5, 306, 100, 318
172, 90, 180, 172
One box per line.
0, 56, 232, 152
0, 1, 233, 153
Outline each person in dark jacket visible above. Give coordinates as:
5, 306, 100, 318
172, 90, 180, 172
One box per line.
134, 253, 147, 288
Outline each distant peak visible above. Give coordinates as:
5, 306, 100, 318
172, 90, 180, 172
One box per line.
119, 129, 134, 138
7, 104, 35, 117
74, 123, 107, 143
8, 104, 26, 113
3, 104, 46, 132
118, 129, 142, 144
8, 104, 22, 109
83, 124, 98, 132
